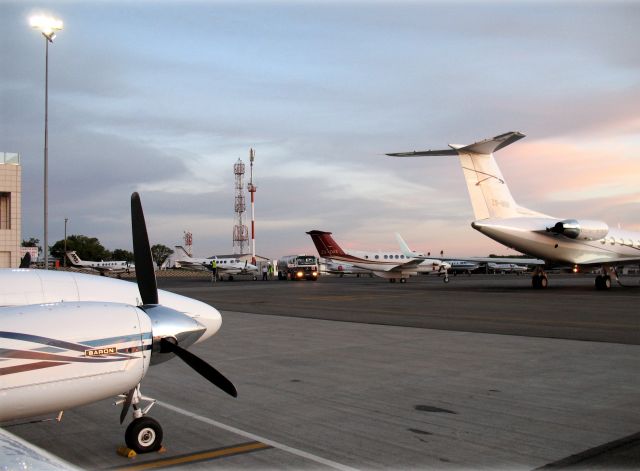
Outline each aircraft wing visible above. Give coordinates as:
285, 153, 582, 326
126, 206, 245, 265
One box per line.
440, 256, 545, 265
0, 427, 79, 470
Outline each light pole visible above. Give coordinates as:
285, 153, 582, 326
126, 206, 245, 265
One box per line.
63, 217, 68, 267
30, 14, 63, 270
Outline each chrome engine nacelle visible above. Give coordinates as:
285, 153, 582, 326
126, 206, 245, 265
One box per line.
548, 219, 609, 240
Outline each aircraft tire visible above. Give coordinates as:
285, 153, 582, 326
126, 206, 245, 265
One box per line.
595, 275, 611, 290
540, 275, 548, 288
400, 278, 407, 283
532, 274, 547, 289
443, 276, 449, 283
125, 417, 163, 454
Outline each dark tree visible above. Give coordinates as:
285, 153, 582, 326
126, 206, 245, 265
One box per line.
50, 235, 111, 262
112, 249, 135, 262
21, 238, 41, 253
151, 244, 174, 266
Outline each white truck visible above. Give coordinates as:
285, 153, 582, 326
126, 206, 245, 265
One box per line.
277, 255, 319, 281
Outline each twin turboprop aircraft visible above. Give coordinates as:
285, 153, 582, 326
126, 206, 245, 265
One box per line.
171, 246, 259, 280
387, 131, 640, 289
66, 250, 134, 276
307, 230, 451, 282
0, 193, 237, 454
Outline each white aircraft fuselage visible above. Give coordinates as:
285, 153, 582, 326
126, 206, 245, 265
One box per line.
0, 269, 222, 422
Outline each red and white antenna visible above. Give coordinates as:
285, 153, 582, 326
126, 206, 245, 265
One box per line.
247, 148, 257, 265
183, 231, 193, 257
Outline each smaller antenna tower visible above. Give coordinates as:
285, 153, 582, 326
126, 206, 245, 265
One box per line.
232, 158, 249, 254
183, 231, 193, 257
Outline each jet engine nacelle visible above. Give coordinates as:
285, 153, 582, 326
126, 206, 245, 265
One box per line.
549, 219, 609, 240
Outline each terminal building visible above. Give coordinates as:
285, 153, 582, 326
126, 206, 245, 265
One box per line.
0, 152, 21, 268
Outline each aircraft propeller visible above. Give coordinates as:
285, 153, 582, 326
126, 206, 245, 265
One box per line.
130, 192, 237, 397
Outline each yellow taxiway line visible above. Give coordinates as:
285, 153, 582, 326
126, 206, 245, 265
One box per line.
116, 441, 270, 470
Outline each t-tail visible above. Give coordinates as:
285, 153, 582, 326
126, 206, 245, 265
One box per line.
306, 230, 348, 258
387, 132, 548, 220
173, 245, 192, 259
66, 251, 83, 266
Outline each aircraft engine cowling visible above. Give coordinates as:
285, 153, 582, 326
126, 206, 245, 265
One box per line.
548, 219, 609, 240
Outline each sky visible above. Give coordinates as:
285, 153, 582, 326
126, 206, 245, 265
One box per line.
2, 0, 639, 259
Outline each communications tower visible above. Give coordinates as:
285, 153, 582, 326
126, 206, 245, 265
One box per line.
183, 231, 192, 257
247, 148, 257, 265
232, 158, 249, 254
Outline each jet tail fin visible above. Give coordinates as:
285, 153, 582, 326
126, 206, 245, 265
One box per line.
173, 245, 191, 259
306, 230, 348, 258
395, 233, 421, 258
387, 132, 546, 220
66, 251, 82, 266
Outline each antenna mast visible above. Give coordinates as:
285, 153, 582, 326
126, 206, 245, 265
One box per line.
183, 231, 193, 257
247, 148, 257, 265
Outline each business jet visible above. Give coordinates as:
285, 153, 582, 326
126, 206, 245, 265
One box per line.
66, 250, 134, 276
307, 230, 451, 283
171, 246, 258, 281
487, 262, 528, 274
0, 193, 237, 455
387, 131, 640, 289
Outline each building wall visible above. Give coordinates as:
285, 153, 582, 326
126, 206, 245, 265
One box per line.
0, 153, 21, 268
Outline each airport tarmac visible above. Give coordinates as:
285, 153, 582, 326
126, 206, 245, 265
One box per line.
4, 274, 639, 469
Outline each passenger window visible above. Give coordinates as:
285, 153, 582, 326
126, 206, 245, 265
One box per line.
375, 255, 379, 259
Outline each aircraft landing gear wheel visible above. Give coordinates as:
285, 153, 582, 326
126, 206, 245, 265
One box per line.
400, 278, 407, 283
532, 274, 548, 289
443, 276, 449, 283
253, 276, 258, 281
125, 417, 163, 454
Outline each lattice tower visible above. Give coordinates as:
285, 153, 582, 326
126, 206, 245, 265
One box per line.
233, 158, 248, 254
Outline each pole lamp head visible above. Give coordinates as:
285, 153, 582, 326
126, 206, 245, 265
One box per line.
29, 14, 63, 42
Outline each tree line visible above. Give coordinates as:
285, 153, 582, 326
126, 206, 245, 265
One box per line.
22, 236, 174, 266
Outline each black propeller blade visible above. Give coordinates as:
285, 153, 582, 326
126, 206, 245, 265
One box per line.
131, 192, 158, 305
160, 338, 238, 398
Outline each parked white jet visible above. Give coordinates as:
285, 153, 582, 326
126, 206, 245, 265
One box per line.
66, 250, 134, 276
307, 230, 451, 283
394, 233, 541, 276
487, 262, 528, 274
171, 246, 258, 280
0, 193, 237, 455
387, 131, 640, 289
